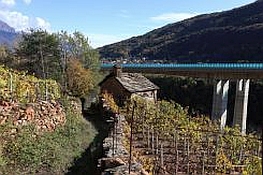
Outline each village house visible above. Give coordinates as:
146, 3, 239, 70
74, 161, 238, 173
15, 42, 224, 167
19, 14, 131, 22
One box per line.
99, 65, 159, 105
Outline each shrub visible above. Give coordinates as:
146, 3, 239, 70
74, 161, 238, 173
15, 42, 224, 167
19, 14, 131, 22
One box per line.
0, 97, 97, 174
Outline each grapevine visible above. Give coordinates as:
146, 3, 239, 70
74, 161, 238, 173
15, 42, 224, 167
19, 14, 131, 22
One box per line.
121, 96, 262, 175
0, 65, 60, 103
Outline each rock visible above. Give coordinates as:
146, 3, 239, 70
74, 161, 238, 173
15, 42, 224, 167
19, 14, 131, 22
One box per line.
0, 100, 66, 133
10, 128, 17, 134
25, 106, 34, 117
0, 116, 7, 125
140, 169, 149, 175
101, 157, 126, 169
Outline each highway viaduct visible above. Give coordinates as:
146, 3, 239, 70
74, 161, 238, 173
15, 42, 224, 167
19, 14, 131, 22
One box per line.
101, 63, 263, 134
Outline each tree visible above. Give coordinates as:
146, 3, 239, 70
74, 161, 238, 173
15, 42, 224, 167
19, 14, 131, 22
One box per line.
0, 45, 8, 58
15, 29, 101, 98
57, 31, 100, 71
66, 59, 93, 98
57, 31, 101, 92
15, 29, 61, 81
0, 45, 16, 68
0, 45, 10, 64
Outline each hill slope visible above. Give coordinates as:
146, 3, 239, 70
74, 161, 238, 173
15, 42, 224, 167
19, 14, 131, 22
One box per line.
0, 20, 18, 46
99, 0, 263, 62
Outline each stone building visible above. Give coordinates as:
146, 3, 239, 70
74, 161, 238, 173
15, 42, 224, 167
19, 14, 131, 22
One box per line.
99, 65, 159, 105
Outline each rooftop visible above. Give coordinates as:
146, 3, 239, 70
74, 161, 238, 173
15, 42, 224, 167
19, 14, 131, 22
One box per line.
116, 73, 159, 93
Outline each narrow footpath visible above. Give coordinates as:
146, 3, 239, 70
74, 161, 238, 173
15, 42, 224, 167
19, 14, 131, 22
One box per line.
66, 102, 148, 175
66, 104, 110, 175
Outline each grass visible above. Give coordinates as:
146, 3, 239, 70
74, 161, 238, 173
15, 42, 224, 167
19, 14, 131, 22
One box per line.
0, 97, 97, 175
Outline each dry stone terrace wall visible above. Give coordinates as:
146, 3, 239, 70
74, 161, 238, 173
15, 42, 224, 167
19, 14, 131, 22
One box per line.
0, 100, 66, 132
98, 106, 149, 175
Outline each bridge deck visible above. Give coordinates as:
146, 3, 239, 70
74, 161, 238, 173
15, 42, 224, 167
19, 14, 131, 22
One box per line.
101, 63, 263, 79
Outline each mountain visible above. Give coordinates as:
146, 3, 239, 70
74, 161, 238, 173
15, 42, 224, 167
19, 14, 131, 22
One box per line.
99, 0, 263, 62
0, 20, 18, 46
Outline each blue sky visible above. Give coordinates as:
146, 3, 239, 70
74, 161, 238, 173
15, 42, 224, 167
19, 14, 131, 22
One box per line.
0, 0, 256, 48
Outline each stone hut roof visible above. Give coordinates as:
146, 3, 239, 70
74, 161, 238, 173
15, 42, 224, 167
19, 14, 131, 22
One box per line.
115, 73, 159, 93
99, 64, 159, 93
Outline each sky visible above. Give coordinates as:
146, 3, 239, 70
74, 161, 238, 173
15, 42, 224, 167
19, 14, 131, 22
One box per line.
0, 0, 256, 48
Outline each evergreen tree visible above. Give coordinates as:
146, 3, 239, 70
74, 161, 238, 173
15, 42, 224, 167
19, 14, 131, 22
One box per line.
15, 29, 61, 81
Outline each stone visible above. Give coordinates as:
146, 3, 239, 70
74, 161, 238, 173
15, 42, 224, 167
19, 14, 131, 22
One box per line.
140, 169, 149, 175
101, 157, 126, 169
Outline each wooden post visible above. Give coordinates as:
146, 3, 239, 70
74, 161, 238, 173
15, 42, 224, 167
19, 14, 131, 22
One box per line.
206, 132, 209, 168
9, 72, 13, 100
215, 132, 220, 172
202, 151, 205, 175
174, 131, 177, 175
115, 114, 118, 153
161, 143, 164, 168
257, 142, 261, 157
147, 126, 150, 149
129, 101, 136, 174
156, 132, 159, 155
175, 150, 178, 175
173, 133, 176, 148
143, 109, 146, 142
112, 120, 115, 156
187, 136, 190, 175
152, 128, 155, 153
183, 133, 187, 170
239, 144, 243, 163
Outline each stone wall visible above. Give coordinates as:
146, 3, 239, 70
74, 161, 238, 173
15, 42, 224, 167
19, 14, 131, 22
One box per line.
0, 100, 65, 132
98, 110, 148, 175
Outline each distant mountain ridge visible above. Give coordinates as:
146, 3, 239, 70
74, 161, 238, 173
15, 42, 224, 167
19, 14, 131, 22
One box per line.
99, 0, 263, 62
0, 20, 15, 33
0, 20, 18, 46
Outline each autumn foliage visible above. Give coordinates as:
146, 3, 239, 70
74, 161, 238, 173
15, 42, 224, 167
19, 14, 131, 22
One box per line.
66, 59, 94, 98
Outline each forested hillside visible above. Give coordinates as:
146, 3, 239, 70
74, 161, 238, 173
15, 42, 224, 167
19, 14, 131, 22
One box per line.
99, 0, 263, 62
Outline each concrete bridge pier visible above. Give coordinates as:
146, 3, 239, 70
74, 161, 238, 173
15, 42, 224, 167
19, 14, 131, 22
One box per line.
233, 79, 250, 134
211, 80, 229, 130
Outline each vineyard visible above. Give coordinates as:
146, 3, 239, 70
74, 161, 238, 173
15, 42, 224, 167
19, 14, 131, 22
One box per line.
0, 65, 99, 174
104, 94, 262, 175
0, 65, 60, 103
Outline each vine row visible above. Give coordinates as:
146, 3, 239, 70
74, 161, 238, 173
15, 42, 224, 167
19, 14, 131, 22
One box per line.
122, 96, 262, 175
0, 65, 60, 103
